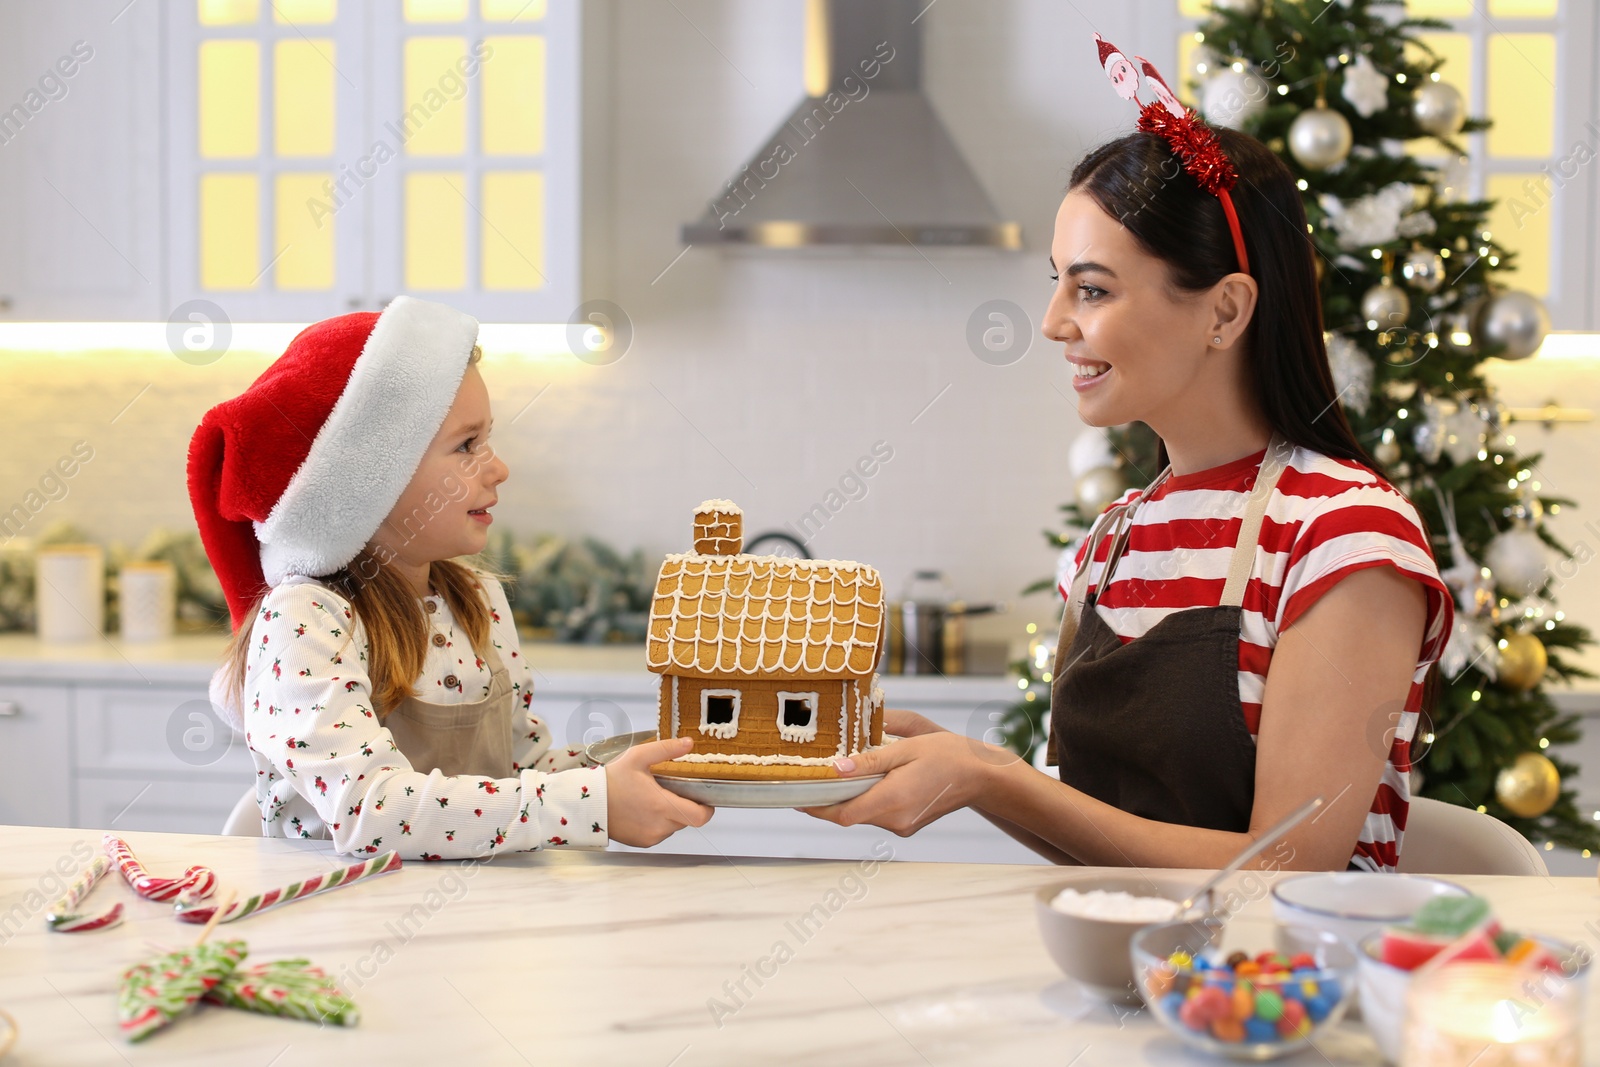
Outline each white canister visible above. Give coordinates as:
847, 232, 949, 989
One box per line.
35, 544, 105, 643
119, 561, 176, 643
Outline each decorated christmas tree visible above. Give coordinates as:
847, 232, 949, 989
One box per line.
1004, 0, 1596, 853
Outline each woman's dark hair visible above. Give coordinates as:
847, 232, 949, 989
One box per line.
1068, 127, 1380, 475
1069, 128, 1444, 744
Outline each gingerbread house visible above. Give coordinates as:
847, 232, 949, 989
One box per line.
646, 501, 887, 780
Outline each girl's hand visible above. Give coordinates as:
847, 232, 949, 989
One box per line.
884, 707, 946, 738
798, 731, 1023, 836
604, 736, 714, 847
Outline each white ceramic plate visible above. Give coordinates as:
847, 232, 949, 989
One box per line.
584, 730, 887, 809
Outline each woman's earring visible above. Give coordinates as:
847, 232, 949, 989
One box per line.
1212, 335, 1223, 345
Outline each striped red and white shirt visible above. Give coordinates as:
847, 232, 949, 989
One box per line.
1059, 442, 1454, 872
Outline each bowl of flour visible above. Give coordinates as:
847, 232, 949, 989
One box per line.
1034, 873, 1214, 1003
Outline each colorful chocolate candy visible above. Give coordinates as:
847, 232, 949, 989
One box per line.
1144, 946, 1343, 1047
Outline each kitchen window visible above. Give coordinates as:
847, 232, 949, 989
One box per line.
167, 0, 581, 322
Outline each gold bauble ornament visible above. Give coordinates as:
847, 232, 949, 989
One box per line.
1494, 751, 1560, 818
1496, 632, 1548, 692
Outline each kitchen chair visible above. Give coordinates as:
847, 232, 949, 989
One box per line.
1397, 796, 1549, 876
219, 787, 261, 837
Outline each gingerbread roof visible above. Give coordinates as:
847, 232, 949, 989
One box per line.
646, 553, 885, 680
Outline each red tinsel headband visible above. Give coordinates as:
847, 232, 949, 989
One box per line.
1092, 34, 1251, 276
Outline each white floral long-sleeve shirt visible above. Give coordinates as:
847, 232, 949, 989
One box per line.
211, 571, 608, 860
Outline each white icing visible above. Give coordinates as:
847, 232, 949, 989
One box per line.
669, 751, 852, 766
694, 499, 743, 515
775, 691, 819, 744
837, 682, 847, 757
646, 554, 884, 678
698, 688, 741, 739
671, 675, 680, 738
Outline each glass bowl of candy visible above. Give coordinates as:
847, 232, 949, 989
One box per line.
1130, 916, 1360, 1060
1356, 892, 1588, 1064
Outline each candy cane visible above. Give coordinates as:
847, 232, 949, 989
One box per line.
103, 834, 218, 903
46, 854, 125, 933
174, 851, 402, 925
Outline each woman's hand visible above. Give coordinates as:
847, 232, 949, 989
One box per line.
604, 736, 714, 847
798, 732, 1025, 836
884, 707, 946, 738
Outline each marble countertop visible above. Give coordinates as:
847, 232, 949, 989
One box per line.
2, 824, 1597, 1065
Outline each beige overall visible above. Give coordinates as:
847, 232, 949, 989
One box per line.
383, 611, 516, 778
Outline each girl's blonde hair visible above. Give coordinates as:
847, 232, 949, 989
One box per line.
217, 345, 515, 721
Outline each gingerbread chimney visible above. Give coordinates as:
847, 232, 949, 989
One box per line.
692, 500, 743, 556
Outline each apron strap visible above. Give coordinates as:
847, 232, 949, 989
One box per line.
1218, 432, 1292, 609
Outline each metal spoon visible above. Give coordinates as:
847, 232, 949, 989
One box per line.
1176, 795, 1324, 916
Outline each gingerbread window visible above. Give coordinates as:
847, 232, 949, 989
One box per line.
699, 690, 741, 739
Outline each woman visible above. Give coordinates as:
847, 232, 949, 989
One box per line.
804, 73, 1453, 873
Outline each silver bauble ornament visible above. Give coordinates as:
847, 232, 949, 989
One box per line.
1480, 290, 1551, 361
1412, 395, 1446, 465
1413, 81, 1466, 137
1289, 105, 1354, 171
1485, 526, 1549, 599
1068, 427, 1116, 480
1400, 248, 1446, 293
1075, 466, 1126, 516
1361, 277, 1410, 330
1212, 0, 1263, 12
1201, 67, 1270, 130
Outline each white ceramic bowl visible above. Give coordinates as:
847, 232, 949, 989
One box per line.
1270, 873, 1468, 948
1034, 873, 1210, 1004
1356, 932, 1590, 1064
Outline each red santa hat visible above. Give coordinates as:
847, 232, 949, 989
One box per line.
187, 296, 479, 631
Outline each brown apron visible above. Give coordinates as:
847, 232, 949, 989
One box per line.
384, 628, 517, 778
1046, 434, 1292, 834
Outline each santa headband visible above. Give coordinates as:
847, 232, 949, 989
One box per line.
1092, 33, 1251, 276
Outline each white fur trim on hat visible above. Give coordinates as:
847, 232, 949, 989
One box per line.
255, 296, 479, 586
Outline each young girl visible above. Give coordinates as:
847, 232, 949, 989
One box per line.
189, 296, 710, 859
805, 43, 1454, 873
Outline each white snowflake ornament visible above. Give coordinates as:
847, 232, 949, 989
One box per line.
1325, 332, 1373, 414
1341, 54, 1388, 118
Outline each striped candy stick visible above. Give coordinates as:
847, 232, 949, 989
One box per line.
203, 958, 360, 1027
173, 851, 402, 925
103, 834, 218, 902
118, 889, 242, 1043
46, 854, 125, 933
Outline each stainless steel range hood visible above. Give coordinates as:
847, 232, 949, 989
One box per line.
680, 0, 1021, 250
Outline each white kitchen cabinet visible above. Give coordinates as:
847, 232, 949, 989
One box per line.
0, 0, 164, 320
75, 776, 253, 838
0, 683, 72, 828
163, 0, 584, 323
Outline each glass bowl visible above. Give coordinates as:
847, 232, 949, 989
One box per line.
1130, 915, 1359, 1061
